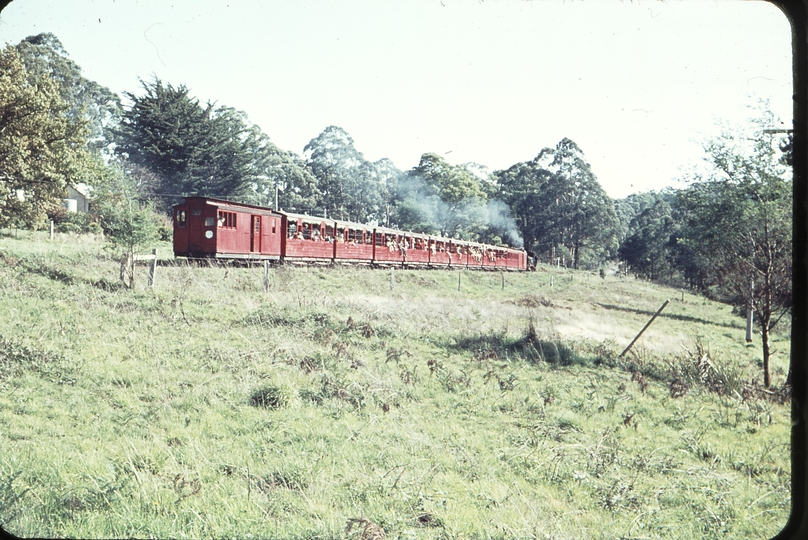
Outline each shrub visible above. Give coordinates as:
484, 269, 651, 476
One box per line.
248, 385, 289, 409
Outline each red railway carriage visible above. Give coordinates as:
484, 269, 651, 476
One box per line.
371, 227, 411, 266
283, 213, 336, 263
428, 236, 467, 268
333, 220, 373, 264
173, 197, 283, 259
402, 233, 430, 267
173, 197, 528, 271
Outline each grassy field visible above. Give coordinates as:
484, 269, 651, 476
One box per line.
0, 230, 792, 539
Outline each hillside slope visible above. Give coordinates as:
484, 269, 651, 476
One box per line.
0, 231, 791, 539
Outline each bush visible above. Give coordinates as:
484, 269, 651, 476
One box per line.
249, 385, 289, 409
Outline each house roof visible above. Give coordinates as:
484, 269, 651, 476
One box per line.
69, 183, 93, 199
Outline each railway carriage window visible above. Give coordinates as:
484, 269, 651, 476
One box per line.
217, 211, 238, 228
191, 208, 202, 216
271, 219, 276, 234
176, 210, 186, 227
375, 233, 383, 246
303, 224, 311, 240
204, 217, 215, 227
288, 223, 297, 238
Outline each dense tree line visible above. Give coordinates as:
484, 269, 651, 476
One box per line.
615, 114, 792, 387
0, 33, 793, 381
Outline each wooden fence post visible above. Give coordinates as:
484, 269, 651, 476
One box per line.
391, 267, 395, 290
264, 261, 270, 293
619, 300, 670, 358
457, 271, 461, 292
501, 272, 505, 290
746, 309, 754, 343
147, 248, 157, 288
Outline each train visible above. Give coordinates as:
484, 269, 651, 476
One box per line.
172, 196, 528, 271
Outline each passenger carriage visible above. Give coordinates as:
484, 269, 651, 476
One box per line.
427, 236, 466, 268
333, 220, 373, 264
172, 197, 528, 271
282, 213, 335, 263
371, 227, 430, 267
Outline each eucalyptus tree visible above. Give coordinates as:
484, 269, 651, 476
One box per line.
675, 114, 792, 388
303, 126, 390, 222
15, 33, 121, 155
495, 138, 618, 268
398, 152, 488, 239
618, 197, 678, 281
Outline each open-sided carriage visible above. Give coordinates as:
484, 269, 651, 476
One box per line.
172, 197, 528, 271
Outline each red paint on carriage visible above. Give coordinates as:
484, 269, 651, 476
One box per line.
172, 197, 528, 271
282, 214, 336, 262
173, 197, 282, 259
333, 221, 374, 263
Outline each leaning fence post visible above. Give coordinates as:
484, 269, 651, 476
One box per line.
619, 300, 670, 358
501, 272, 505, 290
148, 248, 158, 288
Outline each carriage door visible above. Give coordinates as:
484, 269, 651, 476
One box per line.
251, 215, 261, 253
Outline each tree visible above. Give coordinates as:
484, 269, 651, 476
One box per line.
245, 138, 320, 213
676, 113, 792, 388
494, 138, 618, 268
494, 160, 554, 252
91, 165, 161, 289
618, 197, 678, 281
0, 44, 95, 228
303, 126, 389, 222
113, 78, 278, 209
15, 33, 121, 155
397, 153, 488, 238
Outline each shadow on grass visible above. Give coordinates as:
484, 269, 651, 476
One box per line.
595, 303, 742, 330
20, 258, 77, 285
449, 326, 584, 367
14, 256, 128, 292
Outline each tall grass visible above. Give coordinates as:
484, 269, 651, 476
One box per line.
0, 231, 791, 539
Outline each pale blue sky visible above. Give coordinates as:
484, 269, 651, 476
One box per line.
0, 0, 793, 198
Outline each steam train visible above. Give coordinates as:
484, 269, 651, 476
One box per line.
172, 197, 528, 270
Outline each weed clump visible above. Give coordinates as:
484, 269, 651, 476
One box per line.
346, 517, 385, 540
0, 336, 75, 384
260, 469, 308, 491
248, 385, 289, 409
511, 294, 553, 308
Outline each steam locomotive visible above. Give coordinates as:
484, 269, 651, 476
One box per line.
172, 197, 527, 270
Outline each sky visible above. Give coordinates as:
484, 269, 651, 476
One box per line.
0, 0, 794, 199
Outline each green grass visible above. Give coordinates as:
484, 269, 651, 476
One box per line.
0, 230, 791, 539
